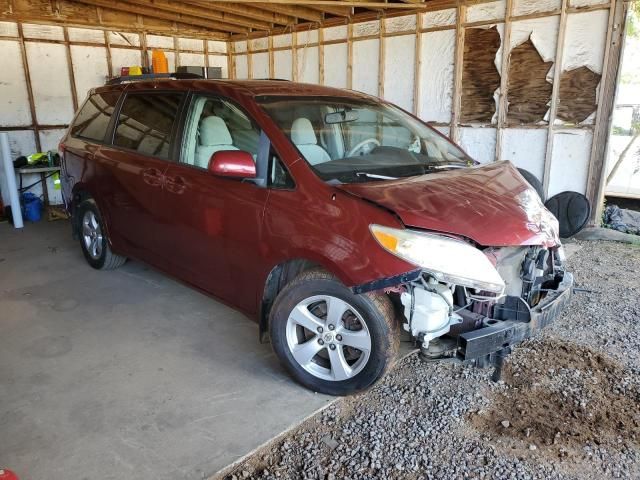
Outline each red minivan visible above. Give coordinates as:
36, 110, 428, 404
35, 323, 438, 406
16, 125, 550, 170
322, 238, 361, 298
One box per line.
60, 78, 573, 395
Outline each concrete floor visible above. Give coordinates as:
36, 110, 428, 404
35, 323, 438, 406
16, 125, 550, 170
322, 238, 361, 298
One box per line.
0, 220, 332, 480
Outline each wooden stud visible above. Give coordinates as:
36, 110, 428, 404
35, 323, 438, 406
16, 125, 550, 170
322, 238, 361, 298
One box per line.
292, 30, 298, 81
268, 35, 275, 78
247, 38, 253, 79
16, 23, 41, 152
204, 38, 210, 70
103, 29, 113, 77
450, 3, 466, 143
494, 0, 513, 163
413, 12, 422, 116
173, 35, 180, 68
228, 41, 236, 79
140, 30, 149, 69
586, 0, 628, 224
318, 26, 324, 85
63, 26, 79, 111
542, 0, 569, 197
378, 16, 385, 98
347, 23, 353, 89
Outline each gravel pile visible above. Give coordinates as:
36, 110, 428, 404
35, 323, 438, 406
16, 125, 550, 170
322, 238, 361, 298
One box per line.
221, 241, 640, 480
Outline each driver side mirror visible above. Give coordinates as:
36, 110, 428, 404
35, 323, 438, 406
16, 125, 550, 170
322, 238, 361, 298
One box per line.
208, 150, 256, 179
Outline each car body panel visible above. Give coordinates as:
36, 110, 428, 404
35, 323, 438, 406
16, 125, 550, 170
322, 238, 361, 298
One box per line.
337, 161, 560, 248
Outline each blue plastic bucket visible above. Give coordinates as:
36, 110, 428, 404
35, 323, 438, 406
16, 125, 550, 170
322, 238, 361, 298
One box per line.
21, 192, 43, 222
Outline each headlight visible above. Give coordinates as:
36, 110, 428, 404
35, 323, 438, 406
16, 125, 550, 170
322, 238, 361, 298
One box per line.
370, 224, 505, 293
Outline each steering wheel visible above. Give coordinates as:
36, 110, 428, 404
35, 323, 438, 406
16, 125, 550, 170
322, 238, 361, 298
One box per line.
347, 138, 381, 157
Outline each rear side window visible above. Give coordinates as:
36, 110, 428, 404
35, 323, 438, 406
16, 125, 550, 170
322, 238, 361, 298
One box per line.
70, 92, 120, 142
114, 93, 183, 159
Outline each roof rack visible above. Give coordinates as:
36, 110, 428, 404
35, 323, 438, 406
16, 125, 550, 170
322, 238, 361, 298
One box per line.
106, 72, 203, 85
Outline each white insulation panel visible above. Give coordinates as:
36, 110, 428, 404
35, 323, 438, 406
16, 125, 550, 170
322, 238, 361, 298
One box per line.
323, 26, 347, 42
513, 0, 561, 16
562, 10, 609, 73
548, 129, 592, 196
250, 37, 268, 51
39, 129, 67, 152
111, 48, 143, 75
25, 42, 74, 125
419, 30, 455, 123
273, 50, 292, 80
251, 52, 269, 79
510, 16, 559, 62
0, 40, 32, 126
235, 54, 249, 79
108, 31, 140, 47
146, 35, 174, 49
571, 0, 609, 6
180, 53, 205, 67
323, 43, 348, 88
5, 130, 36, 160
383, 35, 415, 112
297, 46, 319, 84
467, 1, 506, 23
0, 21, 18, 37
422, 9, 456, 28
234, 40, 247, 54
501, 128, 548, 181
207, 41, 226, 54
67, 28, 104, 44
179, 38, 203, 52
22, 24, 63, 40
273, 34, 291, 48
352, 39, 379, 95
70, 46, 109, 102
385, 15, 416, 34
433, 126, 451, 137
208, 55, 228, 78
459, 128, 497, 164
354, 21, 380, 37
297, 30, 318, 45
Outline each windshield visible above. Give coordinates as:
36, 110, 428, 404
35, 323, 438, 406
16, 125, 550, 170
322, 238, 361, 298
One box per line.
258, 96, 475, 184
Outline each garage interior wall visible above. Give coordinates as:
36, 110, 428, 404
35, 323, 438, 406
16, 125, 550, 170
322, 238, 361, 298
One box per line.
230, 0, 618, 203
0, 20, 226, 204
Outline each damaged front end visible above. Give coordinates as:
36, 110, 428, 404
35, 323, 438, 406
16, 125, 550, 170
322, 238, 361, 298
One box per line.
366, 225, 573, 373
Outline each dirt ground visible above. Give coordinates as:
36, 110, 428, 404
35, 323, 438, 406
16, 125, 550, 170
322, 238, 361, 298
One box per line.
219, 241, 640, 480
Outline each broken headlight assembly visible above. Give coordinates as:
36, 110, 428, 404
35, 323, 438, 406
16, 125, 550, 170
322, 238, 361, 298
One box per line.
370, 224, 505, 294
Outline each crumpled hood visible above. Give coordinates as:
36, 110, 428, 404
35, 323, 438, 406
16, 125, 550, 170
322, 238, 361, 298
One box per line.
337, 161, 560, 247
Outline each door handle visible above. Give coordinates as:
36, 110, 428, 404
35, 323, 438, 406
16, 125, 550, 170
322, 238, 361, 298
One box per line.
165, 175, 187, 195
142, 168, 165, 187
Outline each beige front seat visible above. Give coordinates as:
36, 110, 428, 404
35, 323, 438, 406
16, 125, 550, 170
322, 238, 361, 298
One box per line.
195, 116, 238, 168
291, 118, 331, 165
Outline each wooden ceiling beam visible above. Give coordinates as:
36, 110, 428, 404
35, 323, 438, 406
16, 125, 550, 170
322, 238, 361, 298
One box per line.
205, 0, 428, 8
71, 0, 250, 33
180, 0, 296, 26
133, 0, 273, 30
307, 5, 353, 17
254, 3, 324, 22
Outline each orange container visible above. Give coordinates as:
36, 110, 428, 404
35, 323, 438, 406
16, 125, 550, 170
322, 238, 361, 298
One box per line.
152, 50, 169, 74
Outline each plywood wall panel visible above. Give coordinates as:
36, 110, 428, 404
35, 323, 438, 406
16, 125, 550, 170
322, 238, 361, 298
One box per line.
383, 35, 415, 112
25, 42, 74, 125
0, 40, 32, 126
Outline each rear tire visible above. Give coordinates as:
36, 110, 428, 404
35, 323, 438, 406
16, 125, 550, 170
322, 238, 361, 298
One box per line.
76, 199, 126, 270
269, 269, 399, 396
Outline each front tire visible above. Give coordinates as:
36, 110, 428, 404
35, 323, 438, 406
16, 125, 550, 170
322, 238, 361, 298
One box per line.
269, 269, 399, 396
76, 199, 126, 270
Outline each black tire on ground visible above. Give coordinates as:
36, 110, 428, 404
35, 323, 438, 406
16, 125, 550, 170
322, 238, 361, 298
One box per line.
517, 168, 545, 201
269, 268, 399, 396
76, 199, 127, 270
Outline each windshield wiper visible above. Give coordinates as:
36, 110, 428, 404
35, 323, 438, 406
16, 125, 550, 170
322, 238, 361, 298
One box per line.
355, 172, 398, 181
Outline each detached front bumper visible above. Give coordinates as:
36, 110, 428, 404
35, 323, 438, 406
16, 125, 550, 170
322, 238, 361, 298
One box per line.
457, 272, 574, 362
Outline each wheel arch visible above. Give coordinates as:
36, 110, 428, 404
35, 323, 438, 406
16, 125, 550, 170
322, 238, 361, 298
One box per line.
258, 258, 325, 343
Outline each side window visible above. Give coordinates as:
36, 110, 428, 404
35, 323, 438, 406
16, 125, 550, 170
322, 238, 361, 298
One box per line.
114, 93, 183, 159
269, 151, 295, 189
70, 92, 120, 142
182, 96, 260, 169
